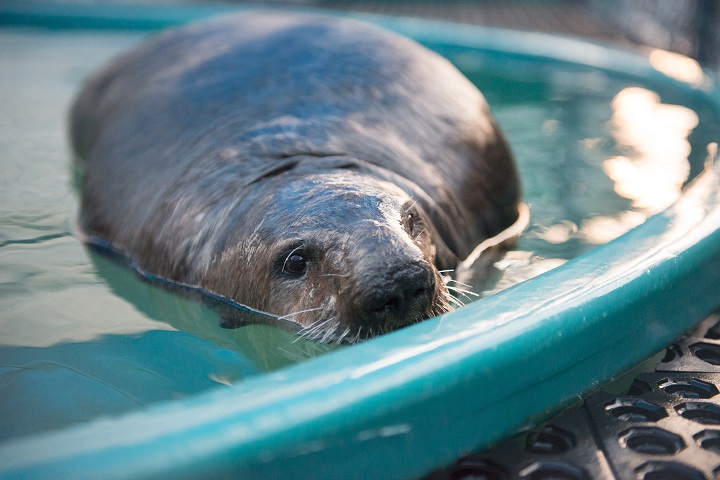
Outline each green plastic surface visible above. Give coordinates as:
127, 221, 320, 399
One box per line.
2, 4, 720, 479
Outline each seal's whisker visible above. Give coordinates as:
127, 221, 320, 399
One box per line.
278, 346, 308, 362
333, 332, 343, 345
279, 306, 324, 320
438, 269, 455, 274
308, 316, 342, 343
447, 293, 466, 307
304, 317, 332, 336
348, 327, 357, 344
341, 325, 353, 345
436, 295, 452, 312
352, 327, 363, 344
445, 285, 479, 298
444, 279, 477, 299
447, 293, 471, 305
294, 315, 335, 343
444, 278, 474, 290
296, 326, 314, 341
320, 321, 340, 344
334, 325, 350, 345
437, 302, 453, 315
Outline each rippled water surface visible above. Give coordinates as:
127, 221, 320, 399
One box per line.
1, 26, 718, 441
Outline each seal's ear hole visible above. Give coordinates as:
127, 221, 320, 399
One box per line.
402, 203, 425, 238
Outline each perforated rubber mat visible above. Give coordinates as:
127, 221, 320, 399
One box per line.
425, 312, 720, 480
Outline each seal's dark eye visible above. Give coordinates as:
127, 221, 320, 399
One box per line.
283, 251, 308, 276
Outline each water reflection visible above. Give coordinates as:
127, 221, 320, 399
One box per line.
533, 86, 700, 249
596, 87, 698, 238
648, 49, 705, 87
87, 250, 339, 372
579, 211, 647, 245
0, 330, 258, 441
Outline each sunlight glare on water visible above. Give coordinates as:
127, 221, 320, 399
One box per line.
605, 87, 697, 212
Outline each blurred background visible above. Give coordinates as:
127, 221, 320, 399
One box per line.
213, 0, 720, 72
9, 0, 718, 72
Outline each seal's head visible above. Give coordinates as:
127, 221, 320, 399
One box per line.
205, 171, 452, 343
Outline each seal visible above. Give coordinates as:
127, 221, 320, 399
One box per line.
71, 11, 522, 343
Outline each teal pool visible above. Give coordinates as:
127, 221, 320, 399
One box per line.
1, 4, 720, 479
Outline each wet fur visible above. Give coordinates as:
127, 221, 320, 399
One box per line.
71, 12, 521, 343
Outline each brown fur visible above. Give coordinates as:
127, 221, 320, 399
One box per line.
71, 12, 521, 343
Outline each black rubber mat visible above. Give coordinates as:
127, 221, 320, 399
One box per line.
425, 312, 720, 479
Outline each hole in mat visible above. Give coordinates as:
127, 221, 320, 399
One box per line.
627, 379, 653, 396
635, 461, 705, 480
693, 429, 720, 454
661, 344, 683, 363
675, 402, 720, 425
448, 457, 509, 480
526, 425, 577, 454
604, 399, 667, 422
618, 427, 685, 455
518, 461, 588, 480
657, 378, 719, 399
689, 342, 720, 366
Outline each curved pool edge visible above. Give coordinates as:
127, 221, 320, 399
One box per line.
2, 5, 720, 479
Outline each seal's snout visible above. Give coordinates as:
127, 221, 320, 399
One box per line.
357, 262, 437, 330
367, 266, 433, 313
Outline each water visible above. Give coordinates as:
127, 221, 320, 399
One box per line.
1, 27, 718, 442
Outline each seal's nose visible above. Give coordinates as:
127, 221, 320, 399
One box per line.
359, 263, 435, 329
